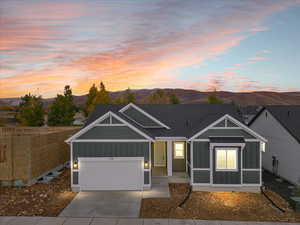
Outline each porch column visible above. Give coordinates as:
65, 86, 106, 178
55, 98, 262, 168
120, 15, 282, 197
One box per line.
167, 140, 172, 176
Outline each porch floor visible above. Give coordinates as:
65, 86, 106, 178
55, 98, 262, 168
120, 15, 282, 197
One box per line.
152, 167, 167, 177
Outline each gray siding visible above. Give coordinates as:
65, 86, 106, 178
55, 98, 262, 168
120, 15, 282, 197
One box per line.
214, 119, 225, 127
99, 117, 110, 124
193, 170, 210, 183
112, 117, 122, 124
73, 142, 149, 161
193, 142, 209, 168
123, 106, 160, 127
227, 120, 238, 127
187, 143, 190, 163
243, 142, 260, 169
77, 126, 146, 139
197, 129, 255, 139
73, 142, 150, 185
73, 172, 78, 185
144, 171, 150, 184
213, 148, 241, 184
243, 171, 260, 184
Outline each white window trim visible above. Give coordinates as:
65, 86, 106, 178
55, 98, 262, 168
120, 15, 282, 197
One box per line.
174, 142, 185, 159
119, 103, 170, 129
215, 147, 239, 172
188, 114, 267, 143
65, 111, 154, 142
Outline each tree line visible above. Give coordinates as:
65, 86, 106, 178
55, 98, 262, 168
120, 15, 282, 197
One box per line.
15, 82, 192, 126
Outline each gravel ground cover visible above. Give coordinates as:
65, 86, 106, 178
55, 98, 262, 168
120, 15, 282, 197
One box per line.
0, 168, 77, 216
140, 183, 300, 222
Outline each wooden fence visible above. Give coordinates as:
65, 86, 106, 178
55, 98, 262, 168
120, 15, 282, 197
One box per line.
0, 127, 79, 185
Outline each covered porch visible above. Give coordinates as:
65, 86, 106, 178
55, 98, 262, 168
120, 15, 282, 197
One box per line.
151, 139, 190, 181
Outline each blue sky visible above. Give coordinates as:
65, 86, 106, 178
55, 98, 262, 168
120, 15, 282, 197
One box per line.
0, 0, 300, 97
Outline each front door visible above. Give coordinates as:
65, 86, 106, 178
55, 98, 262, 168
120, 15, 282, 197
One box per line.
172, 142, 186, 172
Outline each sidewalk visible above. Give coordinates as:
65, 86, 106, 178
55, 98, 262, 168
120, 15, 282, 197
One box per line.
0, 217, 299, 225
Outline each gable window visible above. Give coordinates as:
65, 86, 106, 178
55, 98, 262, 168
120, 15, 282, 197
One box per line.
215, 148, 238, 171
174, 142, 184, 159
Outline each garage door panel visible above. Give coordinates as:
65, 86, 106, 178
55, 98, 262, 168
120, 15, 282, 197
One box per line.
79, 158, 143, 191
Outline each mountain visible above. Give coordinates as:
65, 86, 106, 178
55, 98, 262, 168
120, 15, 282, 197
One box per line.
1, 89, 300, 107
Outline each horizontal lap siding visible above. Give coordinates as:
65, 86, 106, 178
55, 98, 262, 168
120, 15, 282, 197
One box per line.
72, 142, 150, 185
77, 126, 145, 139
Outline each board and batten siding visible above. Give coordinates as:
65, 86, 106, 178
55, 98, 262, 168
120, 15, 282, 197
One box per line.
191, 128, 261, 186
72, 142, 150, 185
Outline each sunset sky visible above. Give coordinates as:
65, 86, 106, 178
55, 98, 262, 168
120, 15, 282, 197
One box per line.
1, 0, 300, 98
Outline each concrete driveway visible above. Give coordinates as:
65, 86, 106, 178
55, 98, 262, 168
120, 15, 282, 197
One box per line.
59, 191, 142, 218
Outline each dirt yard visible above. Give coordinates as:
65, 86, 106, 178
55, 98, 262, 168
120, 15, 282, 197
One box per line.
0, 168, 77, 216
140, 184, 300, 222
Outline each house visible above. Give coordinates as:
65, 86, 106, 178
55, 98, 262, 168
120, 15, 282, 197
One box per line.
239, 106, 263, 125
66, 103, 267, 192
249, 105, 300, 185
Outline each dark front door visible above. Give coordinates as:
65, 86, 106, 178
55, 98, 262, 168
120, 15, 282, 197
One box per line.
172, 142, 186, 172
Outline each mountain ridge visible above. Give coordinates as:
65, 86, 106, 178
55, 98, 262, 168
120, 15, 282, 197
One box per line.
1, 89, 300, 106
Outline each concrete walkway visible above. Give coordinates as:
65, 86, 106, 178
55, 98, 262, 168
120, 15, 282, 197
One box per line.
1, 217, 299, 225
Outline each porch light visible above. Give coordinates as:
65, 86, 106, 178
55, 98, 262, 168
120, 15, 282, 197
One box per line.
73, 160, 78, 169
144, 161, 149, 169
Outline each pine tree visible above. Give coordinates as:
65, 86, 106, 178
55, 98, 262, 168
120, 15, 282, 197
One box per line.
16, 94, 45, 126
207, 91, 224, 104
84, 84, 98, 116
48, 85, 76, 126
169, 93, 180, 104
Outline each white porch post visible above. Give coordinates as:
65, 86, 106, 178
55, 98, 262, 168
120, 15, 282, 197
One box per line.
167, 141, 172, 176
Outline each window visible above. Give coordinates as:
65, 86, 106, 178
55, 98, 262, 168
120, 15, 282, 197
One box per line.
216, 148, 238, 171
174, 142, 184, 159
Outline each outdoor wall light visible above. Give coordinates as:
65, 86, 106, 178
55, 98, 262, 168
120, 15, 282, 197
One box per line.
144, 162, 149, 169
73, 160, 78, 169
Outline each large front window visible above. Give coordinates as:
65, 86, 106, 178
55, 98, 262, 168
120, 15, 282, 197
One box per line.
216, 148, 238, 171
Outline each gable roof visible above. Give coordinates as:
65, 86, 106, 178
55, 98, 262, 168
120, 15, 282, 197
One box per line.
82, 104, 245, 139
66, 110, 154, 142
249, 105, 300, 143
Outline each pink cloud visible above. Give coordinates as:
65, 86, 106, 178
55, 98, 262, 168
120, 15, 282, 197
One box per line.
1, 0, 300, 97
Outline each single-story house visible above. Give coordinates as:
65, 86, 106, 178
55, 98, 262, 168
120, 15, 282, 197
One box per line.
249, 105, 300, 185
66, 103, 267, 192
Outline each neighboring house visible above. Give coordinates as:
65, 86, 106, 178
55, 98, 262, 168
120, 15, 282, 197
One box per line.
249, 105, 300, 185
239, 106, 263, 125
73, 112, 86, 126
66, 103, 266, 192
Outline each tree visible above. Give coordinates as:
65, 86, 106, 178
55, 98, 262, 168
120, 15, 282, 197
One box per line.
169, 93, 180, 104
86, 82, 111, 114
113, 88, 136, 104
207, 91, 224, 104
143, 90, 181, 104
48, 85, 76, 126
84, 84, 98, 116
16, 94, 45, 126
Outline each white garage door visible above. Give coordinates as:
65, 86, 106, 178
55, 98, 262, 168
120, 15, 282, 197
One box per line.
78, 157, 144, 191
